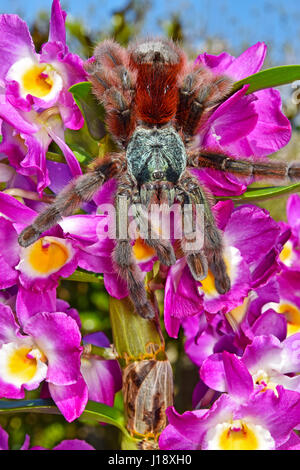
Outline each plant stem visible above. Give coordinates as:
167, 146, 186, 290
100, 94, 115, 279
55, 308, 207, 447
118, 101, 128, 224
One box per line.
109, 294, 173, 450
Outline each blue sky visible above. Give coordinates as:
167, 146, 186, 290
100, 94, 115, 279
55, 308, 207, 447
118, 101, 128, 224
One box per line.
1, 0, 300, 63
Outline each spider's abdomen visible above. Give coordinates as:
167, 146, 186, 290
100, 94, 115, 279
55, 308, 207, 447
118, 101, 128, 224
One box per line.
126, 126, 186, 185
129, 39, 186, 125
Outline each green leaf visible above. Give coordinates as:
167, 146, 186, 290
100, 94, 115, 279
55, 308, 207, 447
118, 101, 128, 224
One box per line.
89, 345, 117, 359
121, 433, 139, 450
73, 150, 89, 164
82, 401, 126, 430
232, 65, 300, 94
0, 399, 126, 433
220, 182, 300, 202
65, 269, 104, 284
46, 151, 70, 164
64, 127, 98, 163
0, 398, 142, 449
69, 82, 106, 141
46, 150, 88, 170
0, 398, 59, 415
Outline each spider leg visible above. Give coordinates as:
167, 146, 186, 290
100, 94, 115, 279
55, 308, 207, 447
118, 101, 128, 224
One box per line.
176, 172, 231, 294
113, 176, 155, 319
18, 154, 125, 248
85, 40, 137, 148
188, 151, 300, 183
175, 175, 208, 280
176, 64, 233, 141
114, 239, 155, 319
139, 182, 176, 266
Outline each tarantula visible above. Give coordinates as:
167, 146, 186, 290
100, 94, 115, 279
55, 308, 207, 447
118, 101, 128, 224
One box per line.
18, 38, 300, 320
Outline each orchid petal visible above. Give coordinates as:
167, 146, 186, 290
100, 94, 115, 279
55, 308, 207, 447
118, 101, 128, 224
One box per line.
49, 0, 67, 46
53, 440, 95, 451
0, 190, 36, 225
222, 351, 253, 400
23, 312, 82, 386
0, 426, 9, 450
200, 354, 226, 392
223, 42, 267, 80
200, 86, 258, 148
0, 15, 36, 80
48, 375, 88, 422
0, 303, 20, 344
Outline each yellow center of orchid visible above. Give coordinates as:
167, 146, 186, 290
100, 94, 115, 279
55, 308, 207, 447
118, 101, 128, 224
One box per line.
278, 303, 300, 336
200, 257, 231, 297
253, 371, 279, 395
7, 347, 38, 383
22, 64, 54, 98
200, 268, 217, 295
226, 296, 251, 331
132, 237, 156, 262
279, 241, 294, 266
219, 421, 259, 450
28, 238, 69, 274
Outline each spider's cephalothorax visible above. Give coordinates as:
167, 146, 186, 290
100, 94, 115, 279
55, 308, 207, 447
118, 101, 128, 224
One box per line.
126, 126, 187, 185
18, 38, 300, 320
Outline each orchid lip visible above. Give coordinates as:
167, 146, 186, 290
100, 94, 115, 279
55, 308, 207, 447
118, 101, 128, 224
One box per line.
226, 293, 255, 330
6, 57, 63, 102
262, 301, 300, 336
252, 370, 279, 394
132, 237, 156, 263
0, 341, 48, 389
204, 419, 275, 450
279, 241, 295, 267
17, 236, 74, 279
199, 245, 241, 299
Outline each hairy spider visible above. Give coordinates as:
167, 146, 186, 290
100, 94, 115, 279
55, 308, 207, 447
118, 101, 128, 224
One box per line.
18, 38, 300, 320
